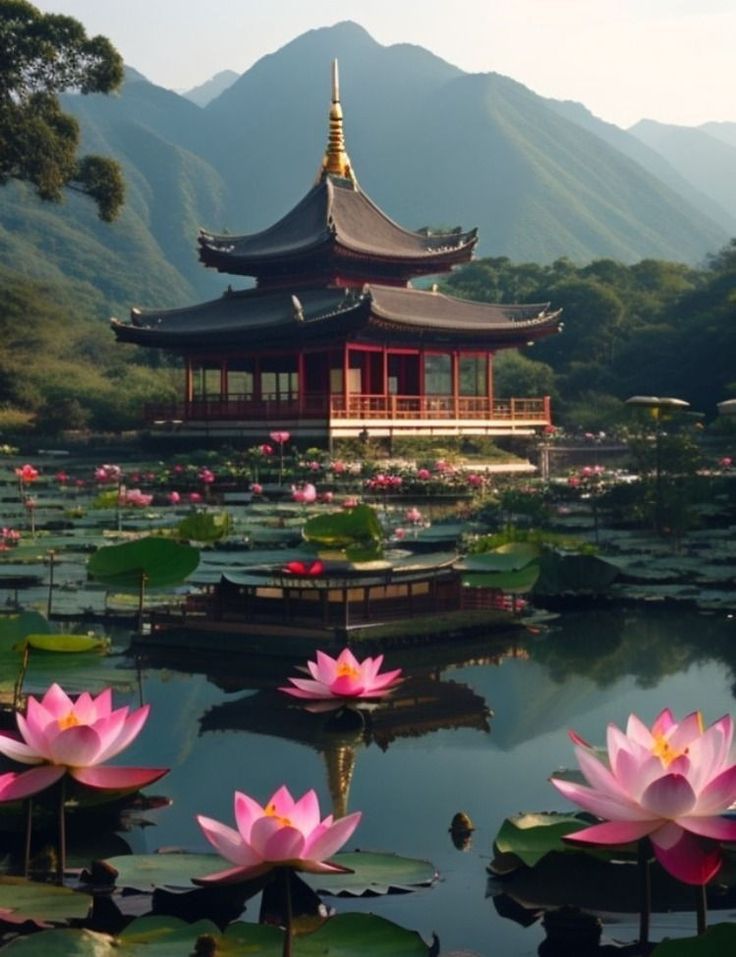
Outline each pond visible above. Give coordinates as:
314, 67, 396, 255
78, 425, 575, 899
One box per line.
110, 605, 736, 955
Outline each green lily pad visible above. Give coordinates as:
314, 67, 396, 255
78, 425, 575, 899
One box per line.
492, 812, 600, 870
100, 850, 436, 897
461, 562, 540, 592
304, 505, 383, 551
22, 634, 110, 654
303, 851, 437, 896
0, 913, 431, 955
459, 543, 539, 572
651, 923, 736, 955
0, 877, 92, 925
87, 538, 199, 589
176, 511, 232, 543
533, 550, 620, 596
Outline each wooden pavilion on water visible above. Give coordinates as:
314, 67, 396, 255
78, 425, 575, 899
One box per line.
112, 63, 561, 444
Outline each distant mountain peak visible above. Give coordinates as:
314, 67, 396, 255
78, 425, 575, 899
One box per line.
182, 69, 239, 107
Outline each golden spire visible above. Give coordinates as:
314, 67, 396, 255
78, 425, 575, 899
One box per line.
323, 744, 357, 819
319, 60, 356, 184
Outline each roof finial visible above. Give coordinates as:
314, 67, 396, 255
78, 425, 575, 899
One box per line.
318, 60, 356, 184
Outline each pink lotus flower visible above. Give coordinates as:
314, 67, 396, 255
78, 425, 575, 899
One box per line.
551, 709, 736, 885
292, 483, 317, 504
195, 785, 361, 884
467, 473, 484, 487
260, 444, 273, 456
719, 457, 733, 469
269, 431, 290, 445
55, 471, 69, 484
198, 468, 215, 484
405, 507, 422, 524
119, 488, 153, 507
282, 560, 324, 577
280, 648, 403, 705
0, 684, 167, 799
95, 464, 122, 483
168, 491, 181, 505
189, 492, 203, 503
15, 464, 38, 483
342, 496, 359, 509
250, 482, 263, 495
320, 491, 334, 504
416, 468, 431, 481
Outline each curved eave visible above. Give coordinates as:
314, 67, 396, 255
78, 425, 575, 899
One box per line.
365, 312, 562, 346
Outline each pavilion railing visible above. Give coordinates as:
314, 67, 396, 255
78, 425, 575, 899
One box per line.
146, 393, 550, 424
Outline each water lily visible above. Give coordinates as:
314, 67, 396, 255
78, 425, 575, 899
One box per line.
551, 709, 736, 884
119, 487, 153, 507
405, 506, 422, 524
292, 483, 317, 504
269, 431, 290, 445
15, 464, 38, 483
282, 560, 324, 576
280, 648, 403, 705
250, 482, 263, 495
0, 683, 168, 799
168, 490, 181, 504
94, 464, 122, 483
195, 785, 361, 883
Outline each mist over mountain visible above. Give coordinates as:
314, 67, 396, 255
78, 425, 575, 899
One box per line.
182, 70, 239, 107
0, 20, 730, 314
630, 119, 736, 227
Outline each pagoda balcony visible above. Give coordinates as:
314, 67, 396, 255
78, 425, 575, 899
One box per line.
146, 392, 551, 439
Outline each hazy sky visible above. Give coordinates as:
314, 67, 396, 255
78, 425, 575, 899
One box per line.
34, 0, 735, 128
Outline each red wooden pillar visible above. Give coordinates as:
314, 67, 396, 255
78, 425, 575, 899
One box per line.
382, 347, 389, 417
184, 358, 193, 403
419, 348, 425, 416
486, 352, 494, 416
452, 351, 459, 420
342, 342, 350, 416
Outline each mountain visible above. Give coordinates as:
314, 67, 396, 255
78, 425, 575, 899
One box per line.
629, 119, 736, 228
182, 70, 239, 107
700, 121, 736, 150
546, 99, 736, 234
0, 20, 730, 315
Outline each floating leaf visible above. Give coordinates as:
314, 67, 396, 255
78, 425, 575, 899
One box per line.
22, 634, 109, 654
304, 505, 382, 551
461, 563, 540, 592
303, 851, 437, 896
651, 923, 736, 955
0, 913, 431, 955
492, 812, 601, 870
98, 852, 224, 890
0, 877, 92, 925
458, 543, 539, 572
87, 538, 199, 589
176, 511, 231, 543
533, 550, 620, 596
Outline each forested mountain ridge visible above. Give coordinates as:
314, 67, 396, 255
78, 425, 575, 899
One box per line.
0, 20, 730, 316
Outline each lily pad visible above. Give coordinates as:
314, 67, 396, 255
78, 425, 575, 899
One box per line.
492, 812, 595, 870
87, 538, 199, 589
651, 923, 736, 955
0, 913, 431, 955
23, 634, 109, 654
461, 563, 540, 592
100, 850, 436, 897
303, 851, 437, 896
176, 511, 231, 543
0, 877, 92, 925
458, 543, 539, 572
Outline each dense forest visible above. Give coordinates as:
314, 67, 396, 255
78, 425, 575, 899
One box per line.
447, 239, 736, 430
0, 239, 733, 439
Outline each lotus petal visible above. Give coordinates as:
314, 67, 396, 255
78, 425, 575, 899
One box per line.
640, 774, 696, 819
678, 815, 736, 841
0, 765, 65, 801
235, 791, 265, 841
0, 732, 44, 765
197, 814, 260, 866
261, 825, 307, 862
307, 811, 362, 861
70, 765, 168, 790
551, 777, 650, 821
40, 684, 74, 719
193, 861, 273, 885
564, 818, 657, 846
651, 825, 722, 885
693, 765, 736, 815
94, 705, 150, 763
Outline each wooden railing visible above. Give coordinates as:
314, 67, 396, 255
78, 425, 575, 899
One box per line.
146, 393, 550, 425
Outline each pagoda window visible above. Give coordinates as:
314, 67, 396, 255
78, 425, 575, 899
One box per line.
459, 355, 487, 396
423, 353, 451, 395
260, 355, 298, 401
192, 361, 223, 398
226, 359, 255, 398
388, 354, 419, 395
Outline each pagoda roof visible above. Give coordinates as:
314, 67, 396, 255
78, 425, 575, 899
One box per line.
111, 283, 561, 351
198, 175, 478, 278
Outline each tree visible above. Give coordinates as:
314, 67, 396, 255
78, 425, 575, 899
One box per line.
0, 0, 124, 220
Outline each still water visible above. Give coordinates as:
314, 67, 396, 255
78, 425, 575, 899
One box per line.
112, 607, 736, 956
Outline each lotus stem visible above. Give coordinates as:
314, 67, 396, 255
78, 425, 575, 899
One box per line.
57, 776, 66, 885
696, 883, 707, 935
23, 797, 33, 878
13, 643, 30, 710
638, 838, 651, 946
47, 549, 56, 618
282, 868, 293, 957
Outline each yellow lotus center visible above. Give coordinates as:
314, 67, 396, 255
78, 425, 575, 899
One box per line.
265, 803, 292, 828
336, 662, 360, 679
651, 713, 703, 767
57, 711, 80, 731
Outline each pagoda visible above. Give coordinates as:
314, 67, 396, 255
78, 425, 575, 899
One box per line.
112, 63, 561, 443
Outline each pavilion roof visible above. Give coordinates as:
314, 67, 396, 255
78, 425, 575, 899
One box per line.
198, 175, 478, 277
111, 283, 561, 351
